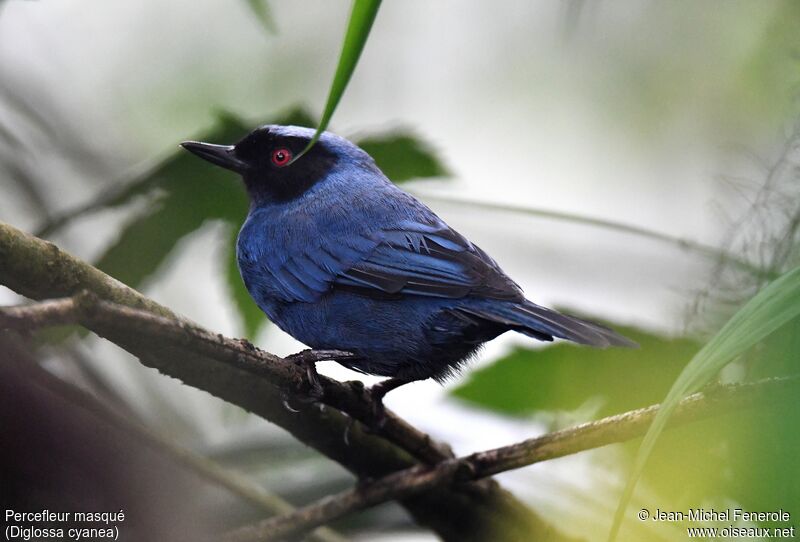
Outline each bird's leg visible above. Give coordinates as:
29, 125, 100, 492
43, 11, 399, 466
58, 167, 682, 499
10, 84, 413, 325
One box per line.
284, 349, 356, 404
365, 377, 413, 429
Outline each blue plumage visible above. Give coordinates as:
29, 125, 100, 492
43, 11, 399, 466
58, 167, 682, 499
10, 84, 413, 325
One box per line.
182, 125, 634, 393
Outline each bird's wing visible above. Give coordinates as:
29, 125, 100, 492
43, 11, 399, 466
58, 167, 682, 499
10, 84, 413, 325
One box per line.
239, 227, 378, 304
333, 219, 522, 301
238, 191, 523, 302
241, 208, 521, 303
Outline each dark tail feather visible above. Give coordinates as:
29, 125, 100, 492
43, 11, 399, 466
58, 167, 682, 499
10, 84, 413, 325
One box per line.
460, 300, 637, 348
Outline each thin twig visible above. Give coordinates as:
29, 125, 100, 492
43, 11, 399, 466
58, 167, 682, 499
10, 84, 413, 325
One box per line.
224, 462, 464, 542
225, 375, 799, 542
0, 296, 83, 328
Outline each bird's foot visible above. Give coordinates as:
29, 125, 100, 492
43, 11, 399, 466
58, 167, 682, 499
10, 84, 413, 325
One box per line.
366, 392, 388, 432
284, 349, 325, 403
285, 348, 357, 365
363, 377, 412, 432
283, 349, 357, 406
339, 377, 413, 437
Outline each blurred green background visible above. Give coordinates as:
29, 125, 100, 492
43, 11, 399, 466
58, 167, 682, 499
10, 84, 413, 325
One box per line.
1, 1, 799, 540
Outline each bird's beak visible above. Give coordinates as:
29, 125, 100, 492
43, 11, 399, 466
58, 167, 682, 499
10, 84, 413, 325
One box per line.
180, 141, 248, 173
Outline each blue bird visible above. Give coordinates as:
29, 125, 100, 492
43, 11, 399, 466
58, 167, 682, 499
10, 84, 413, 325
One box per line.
182, 126, 635, 410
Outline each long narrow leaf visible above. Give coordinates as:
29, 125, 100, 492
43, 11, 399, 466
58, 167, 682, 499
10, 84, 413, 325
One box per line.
295, 0, 382, 160
244, 0, 277, 34
608, 265, 800, 541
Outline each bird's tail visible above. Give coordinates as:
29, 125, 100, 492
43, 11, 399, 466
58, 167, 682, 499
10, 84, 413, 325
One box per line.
459, 300, 637, 348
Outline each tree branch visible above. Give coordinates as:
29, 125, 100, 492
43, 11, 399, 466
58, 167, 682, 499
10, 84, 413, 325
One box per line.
0, 221, 568, 542
225, 375, 799, 541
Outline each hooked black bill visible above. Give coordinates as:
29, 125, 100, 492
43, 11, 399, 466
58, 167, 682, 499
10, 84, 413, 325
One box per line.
180, 141, 247, 173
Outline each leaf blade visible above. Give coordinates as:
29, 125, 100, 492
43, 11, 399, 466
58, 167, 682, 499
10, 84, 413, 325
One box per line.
356, 131, 449, 183
608, 265, 800, 541
295, 0, 382, 160
244, 0, 277, 34
451, 325, 700, 420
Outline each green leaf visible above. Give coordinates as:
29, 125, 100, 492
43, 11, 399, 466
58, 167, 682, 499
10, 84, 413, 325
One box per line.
296, 0, 382, 160
720, 321, 800, 519
96, 107, 317, 336
608, 265, 800, 541
244, 0, 277, 34
451, 324, 701, 421
356, 131, 449, 183
269, 106, 317, 130
95, 114, 252, 288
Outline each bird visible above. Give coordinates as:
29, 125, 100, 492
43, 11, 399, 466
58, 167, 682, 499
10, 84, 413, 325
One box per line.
181, 125, 635, 416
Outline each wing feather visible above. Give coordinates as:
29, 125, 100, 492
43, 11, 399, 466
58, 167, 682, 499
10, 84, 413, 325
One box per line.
240, 209, 521, 303
334, 222, 522, 301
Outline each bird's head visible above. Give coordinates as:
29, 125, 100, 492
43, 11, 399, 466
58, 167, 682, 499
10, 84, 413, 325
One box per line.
181, 125, 374, 203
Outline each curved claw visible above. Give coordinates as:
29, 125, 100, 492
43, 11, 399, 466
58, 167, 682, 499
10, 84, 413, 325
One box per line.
281, 393, 300, 413
343, 416, 354, 446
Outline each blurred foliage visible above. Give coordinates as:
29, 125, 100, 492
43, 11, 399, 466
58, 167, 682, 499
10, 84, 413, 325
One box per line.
451, 324, 701, 420
94, 107, 447, 336
595, 1, 800, 142
452, 301, 800, 538
732, 1, 800, 129
629, 320, 800, 537
94, 110, 255, 331
243, 0, 276, 34
691, 121, 800, 332
610, 264, 800, 540
358, 133, 448, 182
726, 320, 800, 523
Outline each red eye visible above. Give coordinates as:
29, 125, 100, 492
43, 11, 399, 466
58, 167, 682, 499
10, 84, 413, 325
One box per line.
271, 147, 292, 167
